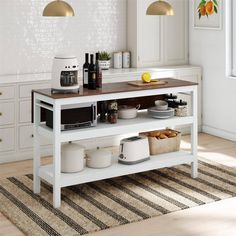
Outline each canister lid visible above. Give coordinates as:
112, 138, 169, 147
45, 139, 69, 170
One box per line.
118, 105, 136, 111
86, 147, 111, 158
55, 54, 77, 59
176, 99, 187, 106
164, 93, 177, 100
62, 142, 85, 152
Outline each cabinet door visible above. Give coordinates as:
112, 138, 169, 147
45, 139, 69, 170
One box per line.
163, 0, 188, 65
19, 100, 31, 123
19, 125, 52, 149
137, 0, 163, 67
0, 127, 15, 152
0, 102, 15, 126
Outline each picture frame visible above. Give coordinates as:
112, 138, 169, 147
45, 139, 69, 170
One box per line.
193, 0, 222, 30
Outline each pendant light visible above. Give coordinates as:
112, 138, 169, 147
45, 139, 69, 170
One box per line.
43, 0, 75, 17
146, 0, 174, 16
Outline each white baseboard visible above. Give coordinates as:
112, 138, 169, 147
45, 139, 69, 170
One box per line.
0, 147, 52, 164
202, 125, 236, 142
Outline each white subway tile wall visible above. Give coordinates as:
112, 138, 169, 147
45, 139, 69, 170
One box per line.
0, 0, 127, 75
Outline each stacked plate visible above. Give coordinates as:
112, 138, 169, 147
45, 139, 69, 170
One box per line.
148, 100, 175, 119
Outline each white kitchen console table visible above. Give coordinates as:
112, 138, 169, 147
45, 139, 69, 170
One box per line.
33, 78, 198, 208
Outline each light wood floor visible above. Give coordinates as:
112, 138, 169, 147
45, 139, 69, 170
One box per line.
0, 133, 236, 236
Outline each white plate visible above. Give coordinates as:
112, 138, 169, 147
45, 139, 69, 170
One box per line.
148, 107, 175, 119
148, 107, 174, 113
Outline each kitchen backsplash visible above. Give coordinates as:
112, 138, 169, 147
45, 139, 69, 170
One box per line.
0, 0, 127, 75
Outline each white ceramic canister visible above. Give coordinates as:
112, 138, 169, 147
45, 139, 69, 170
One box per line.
122, 51, 131, 68
113, 52, 122, 69
61, 142, 85, 173
86, 147, 112, 169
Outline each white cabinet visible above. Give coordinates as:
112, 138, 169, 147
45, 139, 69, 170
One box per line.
19, 100, 31, 123
19, 125, 52, 149
137, 0, 163, 67
0, 81, 52, 163
127, 0, 188, 68
0, 102, 15, 126
19, 83, 51, 98
0, 86, 15, 100
163, 0, 188, 65
0, 127, 15, 152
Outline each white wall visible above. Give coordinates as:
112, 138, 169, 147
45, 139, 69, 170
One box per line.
189, 0, 236, 141
0, 0, 127, 75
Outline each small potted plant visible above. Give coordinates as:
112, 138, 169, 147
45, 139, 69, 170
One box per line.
98, 51, 111, 70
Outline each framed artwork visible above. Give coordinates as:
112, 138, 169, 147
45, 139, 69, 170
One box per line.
193, 0, 222, 30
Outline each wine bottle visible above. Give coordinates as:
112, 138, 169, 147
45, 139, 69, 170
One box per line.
95, 52, 102, 88
88, 54, 96, 90
83, 53, 89, 88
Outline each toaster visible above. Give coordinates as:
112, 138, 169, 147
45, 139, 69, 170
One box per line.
119, 136, 150, 165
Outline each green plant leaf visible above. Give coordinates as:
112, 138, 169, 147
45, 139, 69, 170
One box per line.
214, 5, 218, 14
98, 51, 111, 61
198, 1, 206, 9
213, 0, 218, 6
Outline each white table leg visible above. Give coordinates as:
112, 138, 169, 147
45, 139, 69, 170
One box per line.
191, 86, 198, 178
53, 102, 61, 208
33, 96, 41, 193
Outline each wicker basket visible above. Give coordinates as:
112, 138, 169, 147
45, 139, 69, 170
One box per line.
141, 129, 181, 155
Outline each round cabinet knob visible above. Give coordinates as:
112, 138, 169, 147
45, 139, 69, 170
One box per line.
31, 134, 34, 138
0, 139, 2, 142
0, 112, 2, 116
0, 92, 2, 95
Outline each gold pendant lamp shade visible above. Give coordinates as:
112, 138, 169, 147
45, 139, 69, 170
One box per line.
146, 0, 174, 16
43, 0, 75, 17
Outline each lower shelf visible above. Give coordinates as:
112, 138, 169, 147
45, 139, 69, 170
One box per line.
39, 151, 195, 188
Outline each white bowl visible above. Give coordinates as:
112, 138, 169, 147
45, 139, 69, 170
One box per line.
118, 105, 140, 119
154, 100, 168, 111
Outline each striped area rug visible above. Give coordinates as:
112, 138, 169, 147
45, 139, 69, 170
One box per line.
0, 158, 236, 236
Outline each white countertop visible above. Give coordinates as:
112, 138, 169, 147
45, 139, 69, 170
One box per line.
0, 72, 52, 84
0, 65, 201, 84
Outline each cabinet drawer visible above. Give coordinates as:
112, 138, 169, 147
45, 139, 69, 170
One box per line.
0, 127, 15, 152
0, 86, 15, 100
0, 102, 15, 126
19, 125, 52, 149
19, 100, 31, 123
19, 83, 51, 98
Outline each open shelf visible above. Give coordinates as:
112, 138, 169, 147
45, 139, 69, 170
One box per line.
39, 151, 194, 188
37, 111, 194, 142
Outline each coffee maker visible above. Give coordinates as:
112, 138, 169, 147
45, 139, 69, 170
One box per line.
51, 55, 80, 93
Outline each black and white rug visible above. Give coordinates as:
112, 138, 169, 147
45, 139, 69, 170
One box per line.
0, 158, 236, 236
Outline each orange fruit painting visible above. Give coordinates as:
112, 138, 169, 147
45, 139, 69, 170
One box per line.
197, 0, 218, 19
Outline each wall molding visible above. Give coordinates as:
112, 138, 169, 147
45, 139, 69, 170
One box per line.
202, 125, 236, 142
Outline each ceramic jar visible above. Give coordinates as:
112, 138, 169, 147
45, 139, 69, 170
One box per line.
61, 142, 85, 173
86, 148, 112, 168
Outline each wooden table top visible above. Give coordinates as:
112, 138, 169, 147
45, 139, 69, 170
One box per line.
33, 78, 198, 99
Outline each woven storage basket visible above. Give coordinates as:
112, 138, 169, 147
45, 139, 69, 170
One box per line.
141, 129, 181, 155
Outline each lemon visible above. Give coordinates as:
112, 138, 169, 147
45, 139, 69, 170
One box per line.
141, 72, 151, 83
